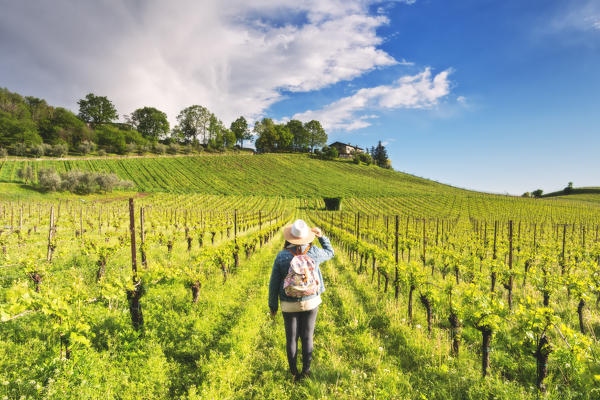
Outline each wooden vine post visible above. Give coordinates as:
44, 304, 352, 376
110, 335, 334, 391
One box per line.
422, 218, 427, 270
140, 206, 147, 268
394, 215, 399, 301
491, 221, 498, 292
46, 206, 55, 262
234, 209, 238, 242
127, 198, 144, 330
80, 207, 84, 241
561, 224, 567, 274
507, 220, 513, 309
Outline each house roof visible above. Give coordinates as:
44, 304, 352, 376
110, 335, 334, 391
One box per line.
329, 141, 364, 150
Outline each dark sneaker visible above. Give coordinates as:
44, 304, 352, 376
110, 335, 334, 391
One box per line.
298, 370, 312, 380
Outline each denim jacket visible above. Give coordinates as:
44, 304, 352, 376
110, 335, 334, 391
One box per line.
268, 236, 335, 312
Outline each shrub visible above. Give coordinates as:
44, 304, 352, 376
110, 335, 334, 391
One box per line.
0, 147, 7, 157
125, 143, 137, 154
37, 168, 133, 194
136, 144, 150, 155
95, 172, 133, 192
61, 170, 94, 194
319, 146, 338, 160
77, 140, 96, 155
167, 143, 180, 154
323, 197, 342, 211
97, 149, 107, 156
30, 144, 45, 158
38, 168, 62, 192
153, 143, 167, 154
532, 189, 543, 198
50, 143, 68, 157
353, 152, 372, 165
17, 165, 35, 184
11, 143, 27, 156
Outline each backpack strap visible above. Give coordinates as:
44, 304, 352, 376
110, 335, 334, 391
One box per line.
287, 244, 311, 257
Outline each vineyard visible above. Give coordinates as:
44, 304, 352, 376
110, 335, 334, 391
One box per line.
1, 154, 600, 399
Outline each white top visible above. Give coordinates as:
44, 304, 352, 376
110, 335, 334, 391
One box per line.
280, 295, 322, 312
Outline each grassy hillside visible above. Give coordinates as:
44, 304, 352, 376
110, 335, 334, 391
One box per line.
0, 153, 460, 198
2, 153, 600, 221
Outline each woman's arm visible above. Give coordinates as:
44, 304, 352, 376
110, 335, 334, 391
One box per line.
268, 256, 282, 313
311, 236, 334, 264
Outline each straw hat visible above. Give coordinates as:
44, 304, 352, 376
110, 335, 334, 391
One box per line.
283, 219, 316, 245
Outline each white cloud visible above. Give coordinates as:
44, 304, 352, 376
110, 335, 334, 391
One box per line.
0, 0, 401, 126
292, 68, 452, 131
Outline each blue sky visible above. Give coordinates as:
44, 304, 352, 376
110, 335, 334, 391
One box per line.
1, 0, 598, 194
267, 0, 600, 195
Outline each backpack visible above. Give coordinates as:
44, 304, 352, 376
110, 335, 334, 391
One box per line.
283, 245, 320, 298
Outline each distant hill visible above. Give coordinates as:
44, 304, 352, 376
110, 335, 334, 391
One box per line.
542, 187, 600, 198
542, 187, 600, 205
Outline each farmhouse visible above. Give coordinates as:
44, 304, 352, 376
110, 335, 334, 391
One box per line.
329, 142, 364, 159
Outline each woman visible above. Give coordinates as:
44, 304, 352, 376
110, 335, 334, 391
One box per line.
268, 219, 335, 380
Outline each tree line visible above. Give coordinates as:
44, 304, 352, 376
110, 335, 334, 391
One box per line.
0, 88, 327, 156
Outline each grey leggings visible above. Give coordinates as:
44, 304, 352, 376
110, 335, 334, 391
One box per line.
282, 306, 319, 375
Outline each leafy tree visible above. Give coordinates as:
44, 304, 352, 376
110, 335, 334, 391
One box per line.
95, 125, 127, 154
532, 189, 543, 198
230, 116, 252, 148
255, 119, 293, 152
564, 182, 574, 194
127, 107, 169, 142
304, 120, 327, 151
318, 145, 338, 160
223, 129, 237, 149
275, 124, 293, 151
287, 119, 309, 151
24, 96, 53, 124
254, 118, 277, 153
43, 107, 93, 147
77, 93, 118, 127
208, 114, 226, 144
353, 152, 373, 165
174, 105, 211, 144
372, 141, 391, 168
0, 112, 42, 148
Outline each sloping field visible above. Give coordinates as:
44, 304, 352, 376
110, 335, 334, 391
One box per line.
0, 154, 455, 197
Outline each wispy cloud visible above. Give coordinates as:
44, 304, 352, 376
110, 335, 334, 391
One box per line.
547, 0, 600, 33
292, 68, 452, 131
0, 0, 405, 125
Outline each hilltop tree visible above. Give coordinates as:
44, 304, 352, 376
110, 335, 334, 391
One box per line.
305, 120, 327, 152
77, 93, 118, 127
127, 107, 169, 142
254, 118, 293, 152
532, 189, 543, 198
287, 119, 309, 151
174, 105, 211, 144
372, 141, 391, 169
230, 116, 252, 148
564, 182, 574, 194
